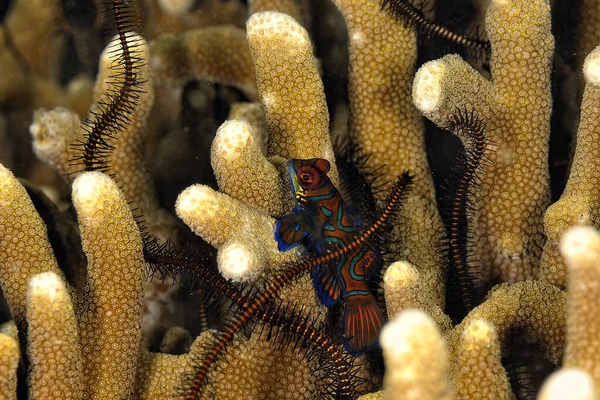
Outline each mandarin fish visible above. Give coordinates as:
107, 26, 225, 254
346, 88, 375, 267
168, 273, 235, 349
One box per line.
275, 158, 385, 356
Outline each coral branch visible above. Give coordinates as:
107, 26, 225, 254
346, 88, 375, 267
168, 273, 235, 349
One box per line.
381, 309, 454, 400
31, 33, 176, 240
333, 0, 445, 310
4, 0, 65, 79
149, 26, 257, 100
72, 172, 145, 399
382, 261, 451, 331
0, 164, 64, 330
247, 12, 338, 183
454, 318, 511, 399
249, 0, 304, 23
445, 281, 566, 369
539, 368, 597, 400
413, 0, 554, 283
0, 322, 19, 400
176, 184, 297, 279
211, 119, 287, 217
187, 173, 413, 397
333, 0, 426, 196
26, 272, 83, 399
541, 45, 600, 288
561, 226, 600, 387
228, 102, 268, 155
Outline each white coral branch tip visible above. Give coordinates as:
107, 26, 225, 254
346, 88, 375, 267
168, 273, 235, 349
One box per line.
213, 120, 253, 161
157, 0, 195, 16
176, 185, 218, 221
560, 226, 600, 268
584, 47, 600, 86
463, 318, 494, 344
247, 12, 309, 50
539, 368, 597, 400
28, 272, 65, 301
384, 261, 418, 288
413, 60, 446, 113
72, 171, 112, 211
218, 242, 255, 281
381, 309, 435, 359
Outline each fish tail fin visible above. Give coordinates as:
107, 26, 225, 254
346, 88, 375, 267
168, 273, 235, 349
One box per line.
343, 294, 385, 356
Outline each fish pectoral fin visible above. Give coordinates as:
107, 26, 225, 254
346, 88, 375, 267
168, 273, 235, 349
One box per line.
275, 213, 308, 251
311, 263, 342, 307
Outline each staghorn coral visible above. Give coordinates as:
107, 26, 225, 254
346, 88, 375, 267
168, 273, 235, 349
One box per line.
382, 261, 451, 330
0, 0, 95, 192
0, 168, 134, 397
0, 321, 19, 399
29, 30, 181, 347
334, 0, 431, 197
360, 263, 567, 399
540, 44, 600, 288
332, 0, 446, 313
211, 120, 286, 219
30, 32, 177, 241
4, 0, 66, 80
249, 0, 305, 24
71, 172, 146, 398
173, 11, 338, 289
144, 0, 247, 37
3, 0, 600, 398
413, 0, 554, 284
0, 167, 364, 399
169, 13, 347, 399
0, 167, 214, 399
227, 102, 269, 154
453, 318, 511, 399
176, 183, 298, 281
149, 25, 258, 101
366, 224, 600, 399
561, 226, 600, 387
380, 309, 454, 400
246, 11, 338, 180
0, 164, 66, 332
26, 272, 82, 399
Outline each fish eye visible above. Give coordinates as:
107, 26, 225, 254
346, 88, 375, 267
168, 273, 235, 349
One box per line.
300, 173, 312, 182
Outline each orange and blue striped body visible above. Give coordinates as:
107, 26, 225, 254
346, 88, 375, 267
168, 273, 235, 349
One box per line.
275, 158, 385, 356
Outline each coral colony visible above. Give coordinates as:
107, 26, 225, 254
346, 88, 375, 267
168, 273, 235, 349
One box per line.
1, 0, 600, 398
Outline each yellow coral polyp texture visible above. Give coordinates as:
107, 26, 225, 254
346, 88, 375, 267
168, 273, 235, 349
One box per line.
0, 164, 64, 328
0, 322, 19, 398
3, 0, 600, 398
27, 271, 83, 399
381, 309, 454, 400
454, 319, 511, 399
334, 0, 446, 317
540, 44, 600, 288
211, 119, 286, 217
73, 172, 146, 398
0, 169, 153, 398
414, 0, 553, 283
246, 11, 338, 183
